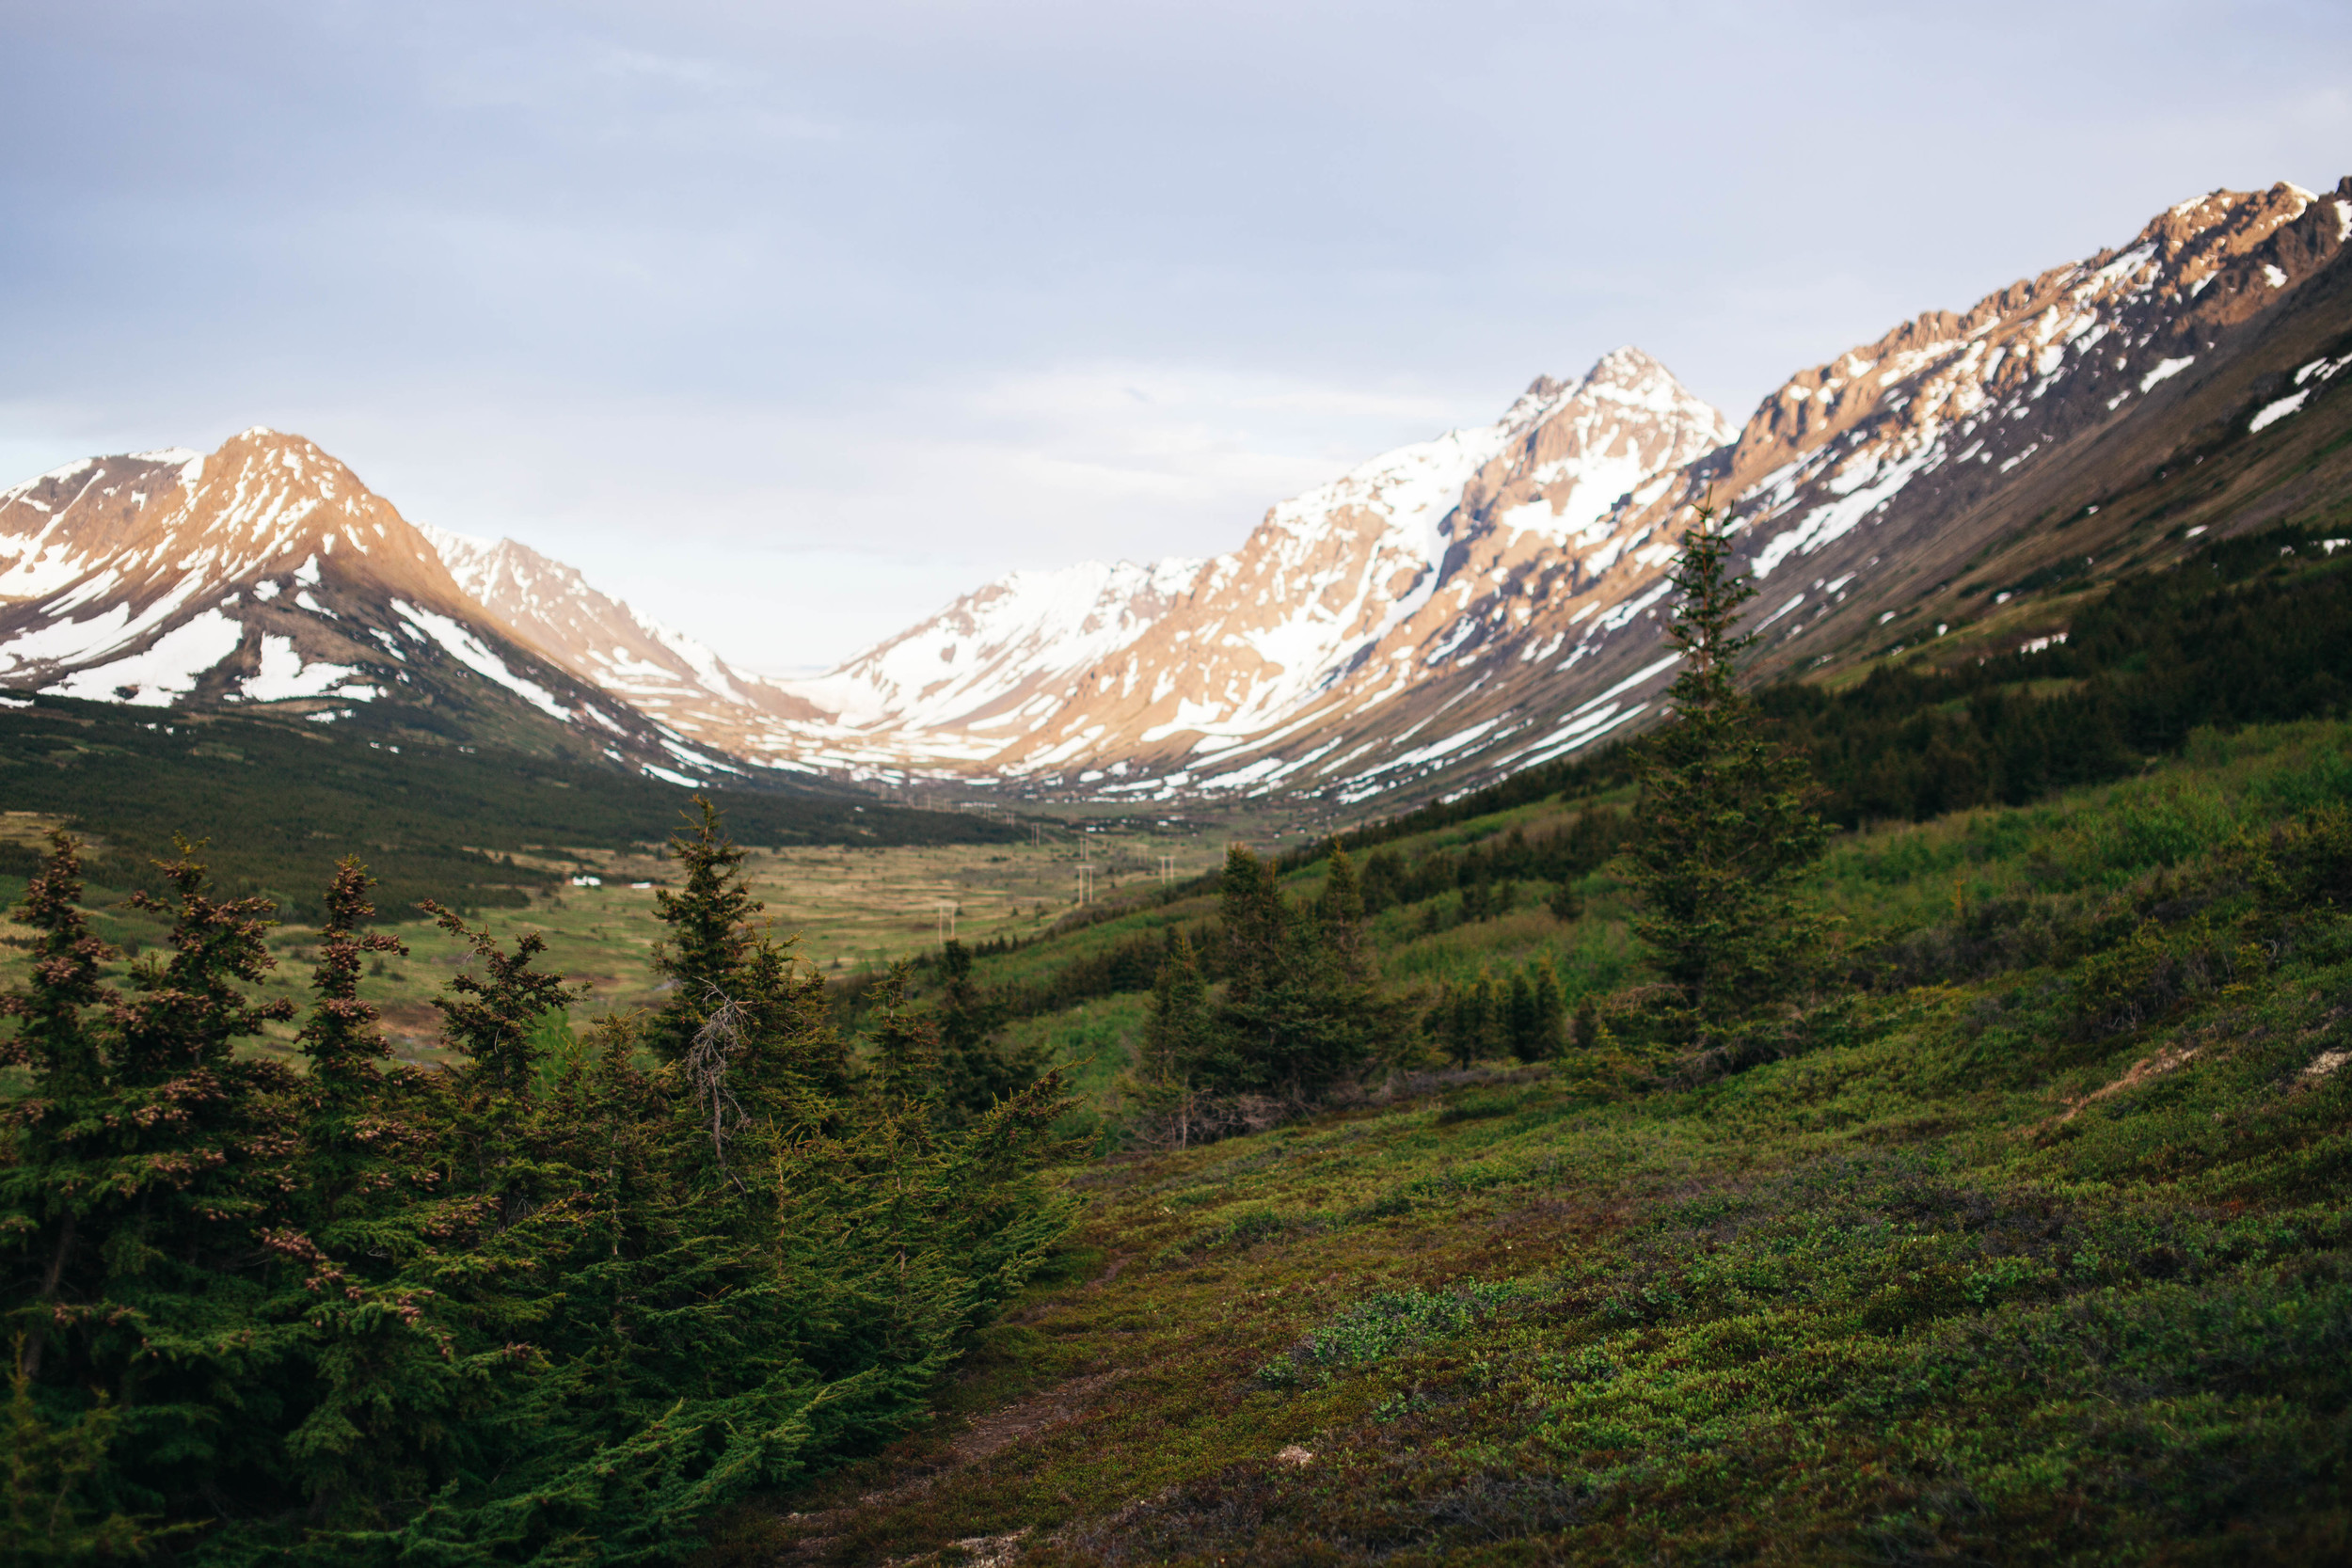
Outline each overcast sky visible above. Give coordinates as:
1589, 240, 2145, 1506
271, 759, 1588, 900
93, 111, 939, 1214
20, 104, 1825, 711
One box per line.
4, 2, 2347, 672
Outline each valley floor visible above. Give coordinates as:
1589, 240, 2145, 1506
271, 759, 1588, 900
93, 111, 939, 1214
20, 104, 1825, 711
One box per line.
0, 822, 1230, 1065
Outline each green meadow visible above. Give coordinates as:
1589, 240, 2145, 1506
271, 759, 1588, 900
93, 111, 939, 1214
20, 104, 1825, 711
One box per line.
708, 718, 2352, 1564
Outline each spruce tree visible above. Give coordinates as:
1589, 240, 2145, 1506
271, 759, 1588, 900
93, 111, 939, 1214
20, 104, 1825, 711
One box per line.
649, 797, 757, 1064
651, 797, 848, 1102
293, 858, 417, 1227
278, 860, 460, 1536
2, 836, 307, 1547
1499, 959, 1567, 1062
1506, 970, 1539, 1060
1212, 846, 1398, 1100
425, 902, 582, 1230
1315, 847, 1373, 989
936, 940, 1044, 1119
1, 834, 116, 1383
865, 962, 940, 1112
1128, 932, 1215, 1144
0, 816, 1080, 1564
1625, 502, 1828, 1042
1529, 958, 1566, 1057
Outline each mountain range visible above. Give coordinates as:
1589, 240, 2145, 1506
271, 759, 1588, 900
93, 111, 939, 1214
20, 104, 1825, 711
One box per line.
5, 175, 2348, 807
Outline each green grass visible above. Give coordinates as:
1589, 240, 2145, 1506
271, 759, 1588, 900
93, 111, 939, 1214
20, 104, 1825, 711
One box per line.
701, 719, 2352, 1565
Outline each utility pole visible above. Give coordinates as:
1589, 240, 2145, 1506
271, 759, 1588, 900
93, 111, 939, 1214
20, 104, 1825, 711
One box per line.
1158, 854, 1175, 885
935, 899, 959, 947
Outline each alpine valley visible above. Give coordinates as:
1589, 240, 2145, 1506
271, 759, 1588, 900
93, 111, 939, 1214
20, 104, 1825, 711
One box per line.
6, 175, 2350, 809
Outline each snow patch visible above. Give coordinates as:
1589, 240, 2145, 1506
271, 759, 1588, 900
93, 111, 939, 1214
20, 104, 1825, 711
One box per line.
391, 600, 572, 721
44, 611, 245, 706
2249, 390, 2312, 433
240, 634, 362, 701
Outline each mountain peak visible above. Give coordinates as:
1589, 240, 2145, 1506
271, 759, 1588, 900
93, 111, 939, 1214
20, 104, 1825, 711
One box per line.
0, 430, 738, 781
1584, 343, 1665, 380
1, 429, 485, 706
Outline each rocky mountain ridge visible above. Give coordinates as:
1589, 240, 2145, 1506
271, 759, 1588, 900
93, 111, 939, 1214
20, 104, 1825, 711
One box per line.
772, 345, 1734, 791
0, 428, 748, 784
774, 177, 2352, 803
415, 523, 830, 761
9, 174, 2347, 810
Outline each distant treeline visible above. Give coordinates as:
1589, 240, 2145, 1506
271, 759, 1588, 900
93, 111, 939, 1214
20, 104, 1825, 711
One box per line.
0, 695, 1016, 921
1356, 806, 1633, 910
1762, 528, 2352, 825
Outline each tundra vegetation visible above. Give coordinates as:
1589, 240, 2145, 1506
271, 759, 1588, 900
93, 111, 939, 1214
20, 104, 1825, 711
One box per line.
718, 721, 2352, 1566
719, 521, 2352, 1564
8, 520, 2352, 1562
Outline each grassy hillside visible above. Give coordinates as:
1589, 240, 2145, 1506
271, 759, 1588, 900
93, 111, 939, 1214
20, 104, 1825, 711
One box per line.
715, 719, 2352, 1564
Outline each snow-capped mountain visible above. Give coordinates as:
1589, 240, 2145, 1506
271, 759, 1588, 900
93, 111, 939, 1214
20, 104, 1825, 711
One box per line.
787, 556, 1202, 736
0, 427, 735, 781
1581, 180, 2352, 666
774, 346, 1732, 784
768, 178, 2351, 802
11, 174, 2346, 812
414, 524, 827, 752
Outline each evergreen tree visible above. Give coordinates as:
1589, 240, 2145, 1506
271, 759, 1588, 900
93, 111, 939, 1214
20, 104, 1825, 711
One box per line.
651, 798, 848, 1101
1127, 932, 1215, 1145
1, 837, 309, 1551
1316, 847, 1373, 988
1, 833, 119, 1386
1506, 970, 1535, 1057
293, 860, 425, 1226
1625, 502, 1829, 1041
649, 797, 758, 1064
1212, 846, 1400, 1100
936, 941, 1045, 1119
0, 811, 1077, 1565
278, 861, 460, 1536
1572, 992, 1600, 1053
1529, 958, 1566, 1058
728, 927, 851, 1103
1450, 969, 1500, 1066
865, 962, 940, 1112
1499, 959, 1567, 1062
424, 900, 582, 1230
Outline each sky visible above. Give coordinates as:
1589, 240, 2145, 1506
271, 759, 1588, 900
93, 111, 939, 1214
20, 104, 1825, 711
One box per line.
3, 1, 2348, 673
